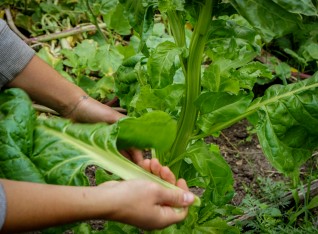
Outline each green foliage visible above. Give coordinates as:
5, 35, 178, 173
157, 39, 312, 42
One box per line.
1, 0, 318, 232
0, 88, 200, 203
239, 177, 318, 234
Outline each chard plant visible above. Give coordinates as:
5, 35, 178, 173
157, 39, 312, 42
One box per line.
1, 0, 318, 232
115, 0, 318, 227
116, 0, 318, 182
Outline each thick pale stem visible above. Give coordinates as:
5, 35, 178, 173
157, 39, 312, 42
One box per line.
169, 1, 214, 175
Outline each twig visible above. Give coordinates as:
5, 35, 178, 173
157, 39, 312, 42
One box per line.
220, 132, 241, 154
25, 23, 107, 44
4, 7, 28, 41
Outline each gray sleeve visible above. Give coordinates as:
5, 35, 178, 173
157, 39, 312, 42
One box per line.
0, 19, 35, 90
0, 182, 6, 230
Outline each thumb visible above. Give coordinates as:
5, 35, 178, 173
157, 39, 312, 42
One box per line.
158, 187, 195, 207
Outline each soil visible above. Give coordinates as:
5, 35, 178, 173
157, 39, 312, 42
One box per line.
205, 119, 286, 205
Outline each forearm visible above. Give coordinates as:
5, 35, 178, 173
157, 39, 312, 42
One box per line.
0, 179, 111, 233
7, 55, 124, 123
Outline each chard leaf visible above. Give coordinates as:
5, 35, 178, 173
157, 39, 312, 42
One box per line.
158, 0, 185, 11
230, 0, 301, 42
130, 84, 184, 113
0, 89, 45, 183
102, 3, 132, 35
147, 41, 183, 88
272, 0, 318, 16
195, 92, 253, 134
233, 61, 273, 90
32, 115, 200, 205
193, 217, 240, 234
116, 111, 177, 151
119, 0, 155, 53
184, 141, 234, 206
251, 73, 318, 176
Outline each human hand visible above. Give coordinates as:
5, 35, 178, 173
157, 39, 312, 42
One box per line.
120, 148, 177, 184
96, 179, 194, 230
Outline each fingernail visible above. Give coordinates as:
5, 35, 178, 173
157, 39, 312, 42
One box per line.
183, 192, 194, 203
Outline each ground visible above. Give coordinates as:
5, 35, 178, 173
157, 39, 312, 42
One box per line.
206, 119, 286, 205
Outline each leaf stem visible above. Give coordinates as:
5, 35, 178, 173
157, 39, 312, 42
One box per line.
169, 0, 214, 176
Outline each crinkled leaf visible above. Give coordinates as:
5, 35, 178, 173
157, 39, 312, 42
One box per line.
32, 114, 200, 205
130, 84, 184, 113
233, 61, 273, 90
117, 111, 177, 151
195, 92, 253, 134
119, 0, 155, 52
185, 141, 234, 206
158, 0, 185, 11
272, 0, 317, 16
0, 89, 45, 182
103, 3, 131, 35
251, 73, 318, 176
147, 41, 183, 88
230, 0, 301, 42
202, 63, 241, 94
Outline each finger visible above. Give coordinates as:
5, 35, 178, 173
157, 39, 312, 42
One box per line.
157, 187, 194, 207
129, 148, 144, 166
150, 158, 161, 177
119, 150, 132, 161
141, 159, 151, 172
159, 166, 176, 185
176, 178, 189, 191
156, 205, 188, 228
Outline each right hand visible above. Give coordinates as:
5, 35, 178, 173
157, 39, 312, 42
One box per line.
96, 179, 195, 230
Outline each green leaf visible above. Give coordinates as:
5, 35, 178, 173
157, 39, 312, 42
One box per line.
147, 41, 183, 88
272, 0, 318, 16
185, 141, 234, 206
252, 73, 318, 176
233, 61, 273, 90
96, 44, 124, 74
307, 195, 318, 210
0, 89, 45, 183
131, 84, 184, 113
103, 3, 132, 35
117, 111, 177, 151
119, 0, 155, 52
195, 92, 253, 134
158, 0, 185, 11
230, 0, 301, 42
32, 115, 200, 205
194, 217, 239, 234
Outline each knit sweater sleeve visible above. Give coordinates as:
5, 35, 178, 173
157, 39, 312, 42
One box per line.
0, 182, 6, 230
0, 19, 35, 90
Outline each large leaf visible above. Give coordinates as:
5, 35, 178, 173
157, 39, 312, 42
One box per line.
31, 111, 177, 185
119, 0, 155, 53
184, 141, 234, 206
32, 115, 202, 204
130, 84, 184, 113
147, 41, 183, 88
0, 89, 45, 182
272, 0, 318, 16
251, 73, 318, 177
195, 92, 253, 134
230, 0, 302, 42
0, 89, 200, 205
